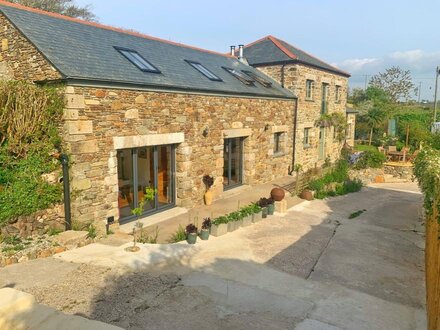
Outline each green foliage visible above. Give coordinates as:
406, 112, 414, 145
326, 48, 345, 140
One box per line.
431, 133, 440, 150
47, 228, 63, 236
354, 144, 378, 153
131, 187, 157, 218
86, 224, 97, 239
138, 226, 159, 244
0, 82, 65, 227
308, 158, 362, 199
212, 216, 229, 225
227, 211, 243, 222
414, 148, 440, 223
353, 150, 386, 170
168, 225, 186, 243
315, 112, 347, 142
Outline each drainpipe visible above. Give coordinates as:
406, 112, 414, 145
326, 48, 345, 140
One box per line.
60, 154, 72, 230
289, 99, 299, 175
281, 64, 286, 88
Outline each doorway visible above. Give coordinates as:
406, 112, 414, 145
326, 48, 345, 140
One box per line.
319, 127, 326, 160
223, 137, 244, 189
117, 144, 175, 222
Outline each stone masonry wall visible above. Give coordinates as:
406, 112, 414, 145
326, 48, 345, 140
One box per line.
257, 64, 349, 171
0, 14, 62, 81
64, 86, 294, 225
346, 113, 356, 147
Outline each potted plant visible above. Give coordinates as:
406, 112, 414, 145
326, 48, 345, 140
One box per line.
227, 211, 243, 232
185, 223, 198, 244
250, 203, 263, 222
267, 198, 275, 215
210, 216, 228, 237
200, 218, 211, 240
240, 205, 253, 227
203, 175, 214, 205
257, 198, 271, 218
270, 187, 285, 201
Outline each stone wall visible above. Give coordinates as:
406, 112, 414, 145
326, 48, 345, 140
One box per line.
346, 113, 356, 147
0, 14, 62, 81
1, 204, 65, 238
64, 86, 294, 225
257, 64, 350, 171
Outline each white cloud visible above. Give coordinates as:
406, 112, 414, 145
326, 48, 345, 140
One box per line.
337, 49, 440, 100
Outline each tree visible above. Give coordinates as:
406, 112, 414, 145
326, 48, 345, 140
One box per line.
7, 0, 96, 21
369, 66, 415, 102
365, 107, 387, 145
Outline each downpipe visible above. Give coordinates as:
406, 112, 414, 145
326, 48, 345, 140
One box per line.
60, 154, 72, 230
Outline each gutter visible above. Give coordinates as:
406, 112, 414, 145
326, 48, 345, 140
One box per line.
289, 99, 299, 175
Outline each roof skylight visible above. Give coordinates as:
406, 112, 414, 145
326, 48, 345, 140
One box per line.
186, 60, 222, 81
222, 67, 254, 86
241, 70, 272, 87
115, 47, 160, 73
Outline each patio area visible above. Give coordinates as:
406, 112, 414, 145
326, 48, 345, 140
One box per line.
117, 176, 303, 243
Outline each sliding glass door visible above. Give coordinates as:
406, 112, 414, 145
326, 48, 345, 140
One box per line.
223, 137, 244, 189
117, 144, 175, 222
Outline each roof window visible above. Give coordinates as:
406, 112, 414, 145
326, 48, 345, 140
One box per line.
223, 67, 254, 86
242, 70, 272, 87
115, 47, 160, 73
185, 60, 222, 81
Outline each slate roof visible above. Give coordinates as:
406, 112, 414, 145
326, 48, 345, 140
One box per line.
242, 36, 350, 77
0, 2, 294, 99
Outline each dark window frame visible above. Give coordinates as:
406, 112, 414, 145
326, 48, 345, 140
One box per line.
242, 70, 272, 87
303, 127, 311, 147
306, 80, 314, 100
114, 46, 161, 73
222, 67, 255, 86
185, 60, 222, 81
274, 132, 283, 154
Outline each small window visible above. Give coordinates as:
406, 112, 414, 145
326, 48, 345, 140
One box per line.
185, 60, 222, 81
306, 80, 314, 100
242, 70, 272, 87
274, 132, 283, 154
115, 47, 160, 73
303, 128, 311, 146
223, 67, 254, 86
336, 85, 341, 102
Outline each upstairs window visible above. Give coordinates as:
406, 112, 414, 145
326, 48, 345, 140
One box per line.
115, 47, 161, 73
223, 67, 255, 86
303, 128, 311, 147
242, 70, 272, 87
306, 80, 314, 100
185, 60, 222, 81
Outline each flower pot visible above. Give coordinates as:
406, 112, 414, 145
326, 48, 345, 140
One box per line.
252, 211, 263, 223
186, 233, 197, 244
262, 207, 268, 218
204, 190, 213, 205
270, 187, 285, 201
227, 222, 237, 232
236, 219, 244, 228
267, 204, 275, 215
200, 229, 210, 240
300, 189, 314, 201
242, 215, 252, 227
210, 223, 227, 237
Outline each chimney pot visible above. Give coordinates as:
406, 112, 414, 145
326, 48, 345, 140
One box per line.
238, 44, 244, 59
230, 45, 236, 56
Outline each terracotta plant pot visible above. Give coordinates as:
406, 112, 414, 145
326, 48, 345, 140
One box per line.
204, 190, 213, 205
270, 187, 285, 201
300, 189, 314, 201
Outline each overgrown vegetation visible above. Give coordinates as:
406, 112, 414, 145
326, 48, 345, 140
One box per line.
0, 81, 65, 227
349, 209, 366, 219
352, 149, 386, 170
168, 225, 186, 243
414, 148, 440, 223
308, 158, 363, 199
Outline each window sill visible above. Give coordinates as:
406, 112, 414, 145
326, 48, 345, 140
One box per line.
273, 151, 287, 158
305, 98, 315, 102
303, 144, 312, 149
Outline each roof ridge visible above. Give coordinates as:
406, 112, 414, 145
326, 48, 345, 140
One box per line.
272, 36, 350, 76
267, 35, 297, 60
0, 0, 233, 59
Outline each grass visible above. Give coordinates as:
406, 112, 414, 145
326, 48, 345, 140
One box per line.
354, 144, 378, 153
349, 209, 367, 219
168, 225, 186, 243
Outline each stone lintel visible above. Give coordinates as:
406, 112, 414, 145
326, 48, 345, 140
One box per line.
271, 125, 289, 133
222, 128, 252, 139
113, 132, 184, 149
305, 73, 317, 81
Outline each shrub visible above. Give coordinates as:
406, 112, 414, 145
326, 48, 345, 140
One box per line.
257, 197, 274, 208
87, 224, 97, 239
168, 225, 186, 243
212, 216, 228, 225
185, 223, 198, 234
201, 218, 211, 230
353, 150, 386, 169
228, 211, 243, 222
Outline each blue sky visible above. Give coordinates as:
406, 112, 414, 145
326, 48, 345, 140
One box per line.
76, 0, 440, 100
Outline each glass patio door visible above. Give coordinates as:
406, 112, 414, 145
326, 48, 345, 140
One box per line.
117, 144, 175, 222
223, 137, 243, 189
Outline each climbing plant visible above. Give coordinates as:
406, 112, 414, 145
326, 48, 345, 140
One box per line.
315, 112, 347, 142
414, 147, 440, 223
0, 81, 65, 227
